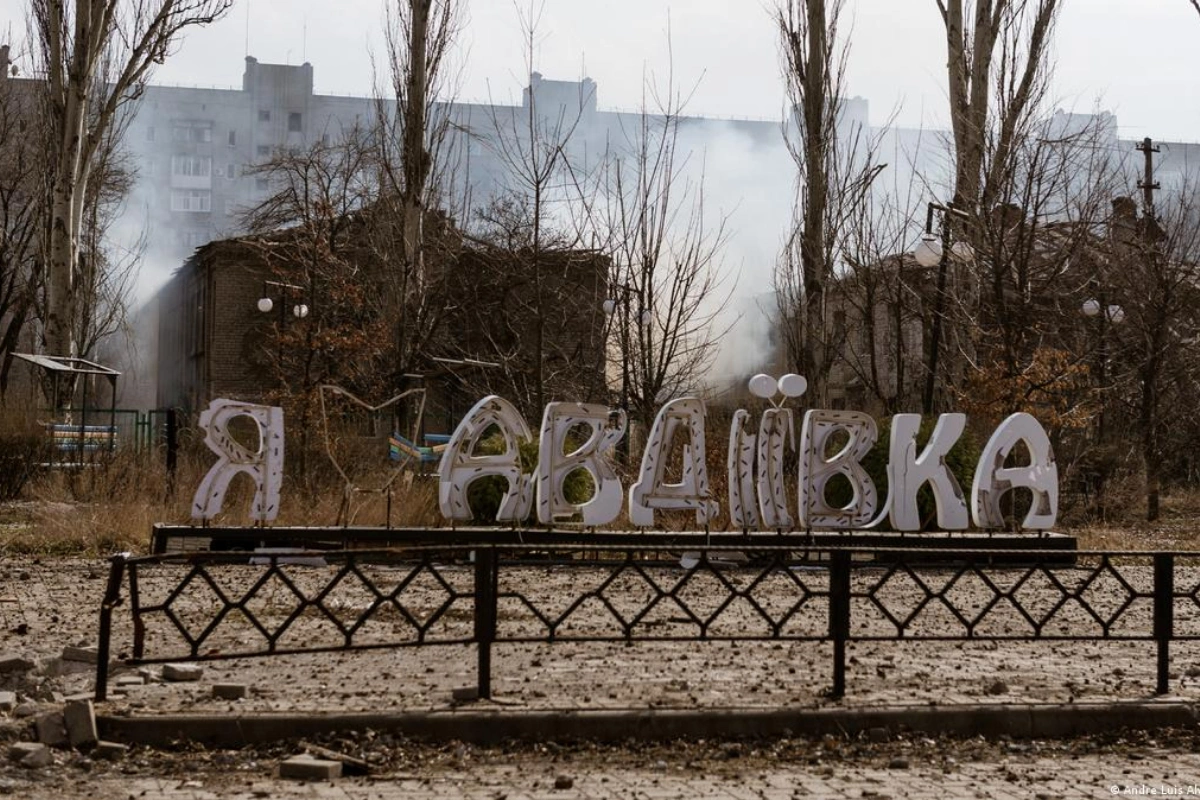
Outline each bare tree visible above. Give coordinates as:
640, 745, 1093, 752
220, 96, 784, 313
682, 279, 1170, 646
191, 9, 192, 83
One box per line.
1105, 188, 1200, 521
374, 0, 464, 386
30, 0, 231, 397
241, 130, 391, 480
595, 62, 732, 430
773, 0, 882, 406
469, 0, 594, 415
0, 62, 40, 399
936, 0, 1061, 217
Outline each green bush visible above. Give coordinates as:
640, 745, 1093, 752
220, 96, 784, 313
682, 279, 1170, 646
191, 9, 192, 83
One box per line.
466, 433, 596, 524
823, 415, 980, 531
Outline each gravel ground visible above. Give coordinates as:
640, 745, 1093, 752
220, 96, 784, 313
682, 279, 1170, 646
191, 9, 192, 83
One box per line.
3, 723, 1200, 798
3, 556, 1200, 714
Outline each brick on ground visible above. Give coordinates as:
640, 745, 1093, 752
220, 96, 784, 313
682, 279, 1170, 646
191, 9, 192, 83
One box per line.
279, 755, 342, 780
162, 663, 203, 682
93, 741, 128, 761
212, 683, 248, 700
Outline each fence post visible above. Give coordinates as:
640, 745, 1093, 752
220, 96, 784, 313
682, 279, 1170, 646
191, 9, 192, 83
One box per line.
94, 553, 128, 702
1154, 553, 1174, 695
829, 550, 852, 699
474, 548, 498, 699
165, 408, 179, 497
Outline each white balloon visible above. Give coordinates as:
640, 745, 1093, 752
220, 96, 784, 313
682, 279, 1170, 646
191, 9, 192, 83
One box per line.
748, 373, 777, 399
778, 373, 807, 398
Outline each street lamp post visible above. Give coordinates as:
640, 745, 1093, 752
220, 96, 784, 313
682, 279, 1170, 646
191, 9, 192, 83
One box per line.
1081, 291, 1124, 518
257, 280, 310, 366
915, 202, 971, 415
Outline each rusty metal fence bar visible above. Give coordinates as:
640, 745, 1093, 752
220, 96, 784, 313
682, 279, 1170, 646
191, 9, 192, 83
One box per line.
94, 544, 1200, 703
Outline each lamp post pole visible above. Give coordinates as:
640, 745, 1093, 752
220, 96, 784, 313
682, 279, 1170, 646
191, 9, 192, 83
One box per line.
917, 202, 970, 416
1082, 290, 1124, 519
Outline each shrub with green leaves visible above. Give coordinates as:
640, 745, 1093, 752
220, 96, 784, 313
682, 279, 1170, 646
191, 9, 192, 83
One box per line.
822, 416, 980, 531
466, 432, 596, 524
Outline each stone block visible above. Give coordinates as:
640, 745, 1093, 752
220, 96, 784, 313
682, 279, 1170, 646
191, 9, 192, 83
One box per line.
34, 712, 68, 747
61, 646, 98, 665
64, 700, 98, 748
115, 675, 145, 686
162, 663, 203, 682
0, 655, 35, 673
93, 741, 128, 761
279, 755, 342, 781
212, 683, 248, 700
13, 703, 37, 718
9, 742, 51, 768
0, 691, 16, 712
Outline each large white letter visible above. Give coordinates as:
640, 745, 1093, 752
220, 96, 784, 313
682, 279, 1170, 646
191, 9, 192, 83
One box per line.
536, 402, 625, 525
971, 412, 1059, 530
438, 396, 534, 523
192, 399, 284, 522
798, 410, 878, 529
727, 409, 759, 529
629, 398, 718, 527
888, 413, 969, 531
756, 408, 793, 529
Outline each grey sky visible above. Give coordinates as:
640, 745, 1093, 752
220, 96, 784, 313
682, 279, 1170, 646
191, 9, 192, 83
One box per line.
4, 0, 1193, 140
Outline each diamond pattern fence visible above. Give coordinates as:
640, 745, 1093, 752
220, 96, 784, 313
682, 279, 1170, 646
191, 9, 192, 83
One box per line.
94, 543, 1200, 703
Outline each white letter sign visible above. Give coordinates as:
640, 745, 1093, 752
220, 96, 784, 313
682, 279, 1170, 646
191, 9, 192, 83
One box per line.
798, 410, 879, 529
629, 397, 718, 527
536, 402, 625, 525
887, 413, 969, 531
192, 399, 284, 522
971, 412, 1058, 530
727, 410, 759, 529
438, 395, 534, 523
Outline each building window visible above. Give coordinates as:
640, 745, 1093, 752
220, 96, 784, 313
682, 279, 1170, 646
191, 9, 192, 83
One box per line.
171, 155, 211, 177
255, 178, 269, 191
258, 109, 271, 122
288, 112, 302, 132
227, 163, 237, 180
256, 145, 270, 157
170, 190, 212, 212
146, 126, 156, 142
321, 133, 331, 146
227, 130, 236, 146
179, 230, 208, 248
171, 122, 212, 143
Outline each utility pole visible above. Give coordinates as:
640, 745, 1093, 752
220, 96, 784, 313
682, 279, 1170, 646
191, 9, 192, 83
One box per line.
1136, 136, 1162, 522
1137, 137, 1160, 222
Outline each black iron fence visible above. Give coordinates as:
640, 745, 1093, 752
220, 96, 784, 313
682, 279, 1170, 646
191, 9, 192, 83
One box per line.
94, 538, 1200, 703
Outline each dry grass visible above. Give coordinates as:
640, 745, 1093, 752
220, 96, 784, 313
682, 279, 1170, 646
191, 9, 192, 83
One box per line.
6, 413, 1200, 554
0, 440, 447, 556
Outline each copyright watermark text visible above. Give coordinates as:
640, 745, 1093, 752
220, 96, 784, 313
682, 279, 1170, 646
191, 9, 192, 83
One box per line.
1110, 786, 1200, 796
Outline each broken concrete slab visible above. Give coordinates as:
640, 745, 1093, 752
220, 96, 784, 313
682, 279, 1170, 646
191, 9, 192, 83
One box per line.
64, 700, 98, 748
61, 646, 98, 665
8, 742, 51, 768
34, 712, 68, 747
0, 655, 35, 673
